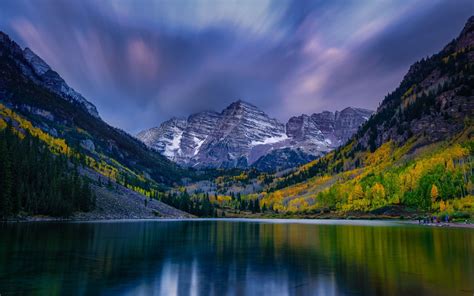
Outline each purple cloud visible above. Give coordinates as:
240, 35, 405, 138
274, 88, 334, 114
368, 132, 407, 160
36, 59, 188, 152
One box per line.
0, 0, 472, 133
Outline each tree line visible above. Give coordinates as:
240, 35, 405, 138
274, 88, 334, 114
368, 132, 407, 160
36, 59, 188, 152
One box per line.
161, 191, 217, 217
0, 122, 95, 218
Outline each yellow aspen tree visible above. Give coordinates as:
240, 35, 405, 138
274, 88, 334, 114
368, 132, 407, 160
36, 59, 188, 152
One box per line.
370, 183, 386, 208
439, 200, 446, 212
353, 184, 364, 200
430, 184, 439, 203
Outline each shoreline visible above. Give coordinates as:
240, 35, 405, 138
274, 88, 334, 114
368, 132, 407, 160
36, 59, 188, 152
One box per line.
404, 220, 474, 229
2, 216, 473, 229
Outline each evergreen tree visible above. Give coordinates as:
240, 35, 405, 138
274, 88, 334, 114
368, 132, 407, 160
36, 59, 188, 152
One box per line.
0, 126, 95, 218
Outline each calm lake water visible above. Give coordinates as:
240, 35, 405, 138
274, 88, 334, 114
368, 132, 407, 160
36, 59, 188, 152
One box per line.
0, 219, 473, 296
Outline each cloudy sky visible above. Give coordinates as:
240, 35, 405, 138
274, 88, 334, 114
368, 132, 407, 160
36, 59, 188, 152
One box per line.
0, 0, 472, 133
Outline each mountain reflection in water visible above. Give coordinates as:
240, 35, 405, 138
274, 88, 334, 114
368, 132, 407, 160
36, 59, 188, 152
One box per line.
0, 219, 472, 296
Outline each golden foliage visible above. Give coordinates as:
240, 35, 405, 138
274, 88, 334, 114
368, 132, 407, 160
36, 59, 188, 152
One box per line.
0, 118, 6, 130
364, 141, 393, 167
261, 127, 472, 214
0, 103, 157, 198
431, 184, 439, 203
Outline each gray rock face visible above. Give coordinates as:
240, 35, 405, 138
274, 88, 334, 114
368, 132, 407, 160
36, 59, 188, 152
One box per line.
0, 39, 100, 118
137, 100, 373, 170
21, 48, 100, 118
252, 148, 317, 172
287, 114, 323, 141
335, 108, 373, 141
287, 107, 373, 148
179, 111, 221, 163
193, 101, 287, 168
136, 117, 187, 161
80, 139, 96, 152
354, 16, 474, 153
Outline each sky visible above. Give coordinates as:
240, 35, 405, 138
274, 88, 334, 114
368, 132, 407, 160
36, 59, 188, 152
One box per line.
0, 0, 472, 133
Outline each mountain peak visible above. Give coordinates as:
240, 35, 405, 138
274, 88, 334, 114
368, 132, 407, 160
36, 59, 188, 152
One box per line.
0, 31, 10, 44
139, 101, 372, 170
462, 15, 474, 34
0, 31, 23, 56
234, 99, 250, 105
225, 99, 258, 110
0, 33, 100, 118
456, 15, 474, 49
168, 116, 187, 123
338, 107, 374, 117
221, 100, 264, 120
0, 30, 13, 44
160, 117, 187, 130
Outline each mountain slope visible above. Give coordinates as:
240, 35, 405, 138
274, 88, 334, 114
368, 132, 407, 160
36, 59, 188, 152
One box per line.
0, 31, 185, 187
0, 118, 96, 218
194, 100, 288, 168
286, 107, 373, 148
354, 16, 474, 153
21, 47, 100, 118
252, 148, 317, 172
0, 104, 192, 219
138, 100, 372, 170
259, 16, 474, 216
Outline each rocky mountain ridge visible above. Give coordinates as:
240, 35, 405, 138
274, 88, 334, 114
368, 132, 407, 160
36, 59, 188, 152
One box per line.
352, 15, 474, 154
0, 30, 184, 185
137, 100, 373, 170
0, 32, 100, 118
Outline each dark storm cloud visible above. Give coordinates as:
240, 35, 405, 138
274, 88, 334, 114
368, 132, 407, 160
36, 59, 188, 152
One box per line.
0, 0, 472, 133
309, 0, 474, 112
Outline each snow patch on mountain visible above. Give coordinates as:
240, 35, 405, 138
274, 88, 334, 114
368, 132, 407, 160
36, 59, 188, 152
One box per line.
193, 137, 205, 156
164, 130, 183, 159
251, 134, 288, 146
137, 101, 373, 170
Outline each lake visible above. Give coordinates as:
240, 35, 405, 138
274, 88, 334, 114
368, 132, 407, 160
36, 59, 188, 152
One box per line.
0, 219, 473, 295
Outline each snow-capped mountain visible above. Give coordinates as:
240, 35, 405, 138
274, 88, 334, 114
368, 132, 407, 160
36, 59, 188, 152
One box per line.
20, 47, 99, 118
178, 111, 222, 163
193, 101, 288, 168
137, 100, 373, 170
136, 117, 187, 161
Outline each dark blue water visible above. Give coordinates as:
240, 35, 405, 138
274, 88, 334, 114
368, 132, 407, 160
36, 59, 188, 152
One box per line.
0, 219, 473, 295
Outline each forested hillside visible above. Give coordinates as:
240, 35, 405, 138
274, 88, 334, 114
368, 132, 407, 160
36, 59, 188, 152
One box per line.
0, 103, 225, 218
275, 16, 473, 187
259, 129, 473, 216
0, 30, 203, 218
0, 118, 95, 218
0, 31, 186, 188
252, 16, 474, 218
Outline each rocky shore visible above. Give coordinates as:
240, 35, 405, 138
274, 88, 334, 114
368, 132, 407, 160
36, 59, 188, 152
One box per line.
71, 183, 193, 220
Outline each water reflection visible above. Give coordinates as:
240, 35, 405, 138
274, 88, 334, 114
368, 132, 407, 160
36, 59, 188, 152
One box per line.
0, 220, 472, 295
